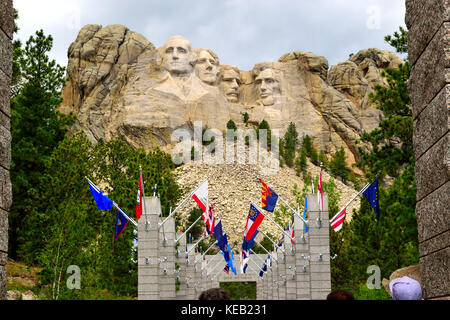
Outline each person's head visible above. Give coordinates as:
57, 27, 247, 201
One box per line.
255, 68, 281, 106
389, 276, 422, 300
198, 287, 230, 300
161, 35, 196, 76
195, 49, 219, 85
219, 65, 241, 103
326, 289, 355, 300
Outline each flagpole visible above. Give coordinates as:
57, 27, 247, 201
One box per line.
85, 177, 138, 227
329, 181, 372, 224
175, 214, 203, 244
253, 240, 278, 262
158, 175, 211, 230
258, 228, 286, 254
139, 166, 150, 228
250, 200, 294, 241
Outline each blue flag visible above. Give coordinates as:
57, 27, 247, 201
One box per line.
221, 242, 236, 275
88, 180, 113, 210
114, 210, 129, 239
260, 179, 279, 212
363, 178, 380, 220
304, 196, 308, 233
213, 221, 225, 251
242, 229, 259, 251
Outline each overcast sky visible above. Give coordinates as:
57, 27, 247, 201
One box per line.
13, 0, 406, 71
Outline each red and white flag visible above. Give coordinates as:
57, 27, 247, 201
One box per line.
136, 172, 144, 220
330, 207, 346, 232
191, 179, 215, 235
318, 171, 323, 211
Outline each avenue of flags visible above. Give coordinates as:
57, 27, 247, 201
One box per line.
86, 165, 381, 278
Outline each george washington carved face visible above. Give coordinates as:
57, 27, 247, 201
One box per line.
161, 35, 197, 76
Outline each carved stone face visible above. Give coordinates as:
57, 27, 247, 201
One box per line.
255, 68, 280, 106
219, 69, 240, 103
162, 36, 195, 76
195, 50, 218, 85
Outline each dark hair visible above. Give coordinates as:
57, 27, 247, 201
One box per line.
198, 288, 230, 300
326, 289, 355, 300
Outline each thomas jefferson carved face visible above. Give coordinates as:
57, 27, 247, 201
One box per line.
195, 49, 219, 85
219, 68, 240, 103
162, 36, 196, 76
255, 68, 281, 106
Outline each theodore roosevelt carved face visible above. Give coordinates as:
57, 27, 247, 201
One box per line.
195, 49, 219, 85
255, 68, 281, 106
161, 35, 197, 76
219, 66, 241, 103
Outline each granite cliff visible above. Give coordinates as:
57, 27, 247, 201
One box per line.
59, 24, 403, 168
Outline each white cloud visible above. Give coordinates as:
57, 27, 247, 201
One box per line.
12, 0, 406, 71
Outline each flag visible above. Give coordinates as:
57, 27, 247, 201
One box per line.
242, 229, 259, 251
222, 234, 230, 261
290, 224, 295, 244
136, 172, 144, 220
192, 179, 208, 211
221, 242, 237, 275
330, 207, 346, 232
277, 231, 285, 249
304, 196, 309, 233
363, 178, 380, 220
88, 180, 113, 210
259, 257, 269, 278
213, 221, 225, 251
240, 250, 250, 274
224, 264, 230, 274
202, 204, 215, 236
114, 209, 129, 239
191, 179, 215, 235
244, 204, 265, 241
318, 171, 323, 211
259, 178, 279, 212
311, 179, 315, 194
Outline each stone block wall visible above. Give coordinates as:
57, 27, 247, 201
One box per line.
406, 0, 450, 300
0, 0, 14, 301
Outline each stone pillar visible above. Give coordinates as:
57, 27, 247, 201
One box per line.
175, 232, 186, 299
185, 246, 195, 300
272, 252, 279, 299
0, 0, 13, 301
277, 244, 287, 300
307, 194, 331, 300
406, 0, 450, 300
285, 240, 296, 299
158, 215, 176, 299
294, 213, 311, 300
138, 197, 162, 300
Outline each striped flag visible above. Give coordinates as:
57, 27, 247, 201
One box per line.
330, 207, 346, 232
318, 171, 323, 211
244, 204, 265, 241
191, 179, 215, 235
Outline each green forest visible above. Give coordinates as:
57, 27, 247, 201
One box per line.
8, 11, 417, 300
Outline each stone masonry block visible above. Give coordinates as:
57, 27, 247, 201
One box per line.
413, 85, 449, 158
415, 180, 450, 242
415, 135, 450, 201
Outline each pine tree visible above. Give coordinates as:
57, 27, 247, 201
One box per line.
282, 122, 298, 167
329, 147, 349, 183
9, 29, 75, 259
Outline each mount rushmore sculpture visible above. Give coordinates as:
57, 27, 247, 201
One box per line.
59, 24, 403, 167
